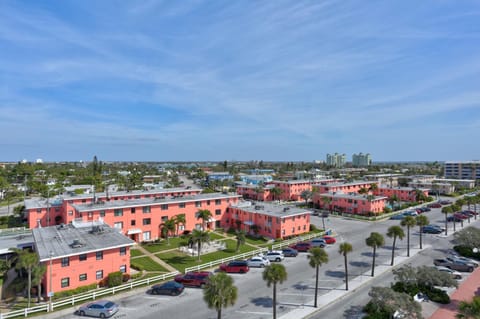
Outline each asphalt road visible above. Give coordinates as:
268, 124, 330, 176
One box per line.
48, 200, 476, 319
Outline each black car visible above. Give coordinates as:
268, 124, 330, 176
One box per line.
281, 247, 298, 257
421, 225, 443, 234
150, 281, 185, 296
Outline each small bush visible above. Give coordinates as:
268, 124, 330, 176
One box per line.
309, 224, 317, 232
424, 287, 450, 304
53, 283, 97, 300
454, 245, 480, 260
391, 282, 420, 296
108, 271, 123, 287
363, 301, 393, 319
122, 274, 131, 282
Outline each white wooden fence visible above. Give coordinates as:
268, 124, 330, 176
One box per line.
0, 271, 178, 319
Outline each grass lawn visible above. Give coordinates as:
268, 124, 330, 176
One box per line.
157, 239, 258, 272
130, 249, 144, 257
244, 235, 269, 247
130, 256, 169, 272
141, 237, 189, 253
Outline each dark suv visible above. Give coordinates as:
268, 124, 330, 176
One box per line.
219, 260, 250, 273
174, 271, 212, 288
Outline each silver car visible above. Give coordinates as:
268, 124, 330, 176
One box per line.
77, 300, 119, 318
247, 256, 271, 268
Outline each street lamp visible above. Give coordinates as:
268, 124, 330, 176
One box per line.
49, 251, 54, 312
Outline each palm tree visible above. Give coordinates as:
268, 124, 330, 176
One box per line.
203, 272, 238, 319
300, 190, 312, 207
254, 185, 264, 201
388, 194, 399, 210
358, 187, 368, 195
365, 232, 384, 277
401, 216, 416, 257
197, 209, 213, 231
369, 183, 378, 193
174, 214, 186, 237
160, 217, 177, 245
322, 196, 333, 214
262, 264, 288, 319
235, 230, 246, 253
12, 249, 39, 307
387, 226, 405, 266
338, 242, 353, 290
190, 229, 210, 261
307, 247, 329, 307
415, 189, 427, 203
457, 296, 480, 319
32, 264, 46, 303
415, 214, 429, 249
270, 187, 283, 201
442, 205, 453, 235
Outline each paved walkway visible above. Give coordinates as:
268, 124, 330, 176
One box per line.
134, 245, 178, 273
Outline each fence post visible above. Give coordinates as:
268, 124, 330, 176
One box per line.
93, 291, 96, 300
72, 295, 75, 305
24, 308, 27, 317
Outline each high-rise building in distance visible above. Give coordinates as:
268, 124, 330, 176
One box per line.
326, 153, 346, 167
352, 153, 372, 166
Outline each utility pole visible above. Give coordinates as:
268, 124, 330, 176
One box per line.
48, 251, 54, 311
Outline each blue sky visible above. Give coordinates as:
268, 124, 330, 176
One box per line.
1, 1, 479, 162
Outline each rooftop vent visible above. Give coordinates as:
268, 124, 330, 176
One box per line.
57, 223, 68, 230
90, 225, 105, 234
70, 239, 85, 248
283, 207, 290, 212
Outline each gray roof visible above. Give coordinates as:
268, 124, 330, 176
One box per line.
231, 202, 309, 218
323, 192, 387, 201
73, 192, 241, 212
32, 222, 135, 262
322, 181, 376, 187
62, 186, 203, 201
0, 229, 34, 255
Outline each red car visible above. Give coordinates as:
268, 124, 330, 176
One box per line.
322, 236, 336, 244
428, 203, 442, 208
174, 271, 212, 288
290, 242, 312, 252
219, 260, 249, 273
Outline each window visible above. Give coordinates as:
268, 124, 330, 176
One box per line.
303, 225, 306, 230
79, 273, 87, 281
195, 201, 202, 208
96, 270, 103, 280
292, 216, 295, 221
88, 212, 93, 218
114, 209, 123, 217
179, 203, 185, 208
143, 218, 151, 225
120, 264, 127, 273
61, 257, 69, 267
131, 208, 136, 214
120, 247, 126, 256
143, 206, 151, 213
114, 222, 123, 229
161, 216, 168, 222
131, 220, 136, 226
215, 199, 221, 205
79, 254, 87, 261
96, 251, 103, 260
99, 210, 105, 217
161, 204, 168, 210
292, 227, 295, 233
206, 200, 210, 205
142, 231, 151, 241
61, 277, 70, 288
68, 210, 73, 216
215, 209, 221, 215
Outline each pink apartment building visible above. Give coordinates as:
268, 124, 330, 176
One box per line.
373, 187, 430, 202
32, 221, 135, 294
315, 181, 377, 194
225, 202, 311, 239
313, 192, 388, 215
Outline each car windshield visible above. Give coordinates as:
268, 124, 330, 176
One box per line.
104, 302, 115, 308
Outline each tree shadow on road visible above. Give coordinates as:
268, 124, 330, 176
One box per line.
250, 296, 272, 308
325, 270, 344, 278
343, 305, 365, 318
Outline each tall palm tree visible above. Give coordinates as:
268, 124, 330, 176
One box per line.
307, 247, 329, 307
456, 295, 480, 319
190, 229, 210, 261
387, 226, 405, 266
401, 216, 416, 257
12, 249, 39, 307
197, 209, 213, 231
415, 214, 429, 249
300, 190, 312, 207
160, 217, 177, 245
365, 232, 384, 277
235, 230, 246, 253
338, 242, 353, 290
203, 272, 238, 319
270, 187, 283, 201
174, 214, 186, 237
32, 264, 46, 303
322, 196, 333, 214
254, 185, 264, 201
442, 205, 453, 235
262, 264, 288, 319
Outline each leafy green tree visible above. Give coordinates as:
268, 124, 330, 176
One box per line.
401, 216, 416, 257
197, 209, 213, 231
270, 187, 283, 201
190, 229, 210, 261
339, 242, 353, 290
358, 187, 368, 195
160, 217, 177, 245
387, 226, 405, 266
235, 230, 246, 253
307, 247, 329, 307
369, 183, 378, 193
366, 232, 384, 277
322, 196, 333, 214
262, 264, 288, 319
174, 214, 186, 237
365, 287, 422, 319
457, 296, 480, 319
415, 215, 429, 249
11, 249, 39, 307
388, 194, 399, 210
454, 227, 480, 249
203, 272, 238, 319
300, 190, 312, 207
393, 265, 457, 290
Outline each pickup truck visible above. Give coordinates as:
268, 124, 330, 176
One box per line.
433, 258, 475, 272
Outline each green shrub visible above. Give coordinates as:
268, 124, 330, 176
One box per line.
309, 224, 317, 232
53, 283, 97, 300
363, 301, 393, 319
108, 271, 123, 287
391, 282, 420, 296
454, 245, 480, 260
424, 286, 450, 304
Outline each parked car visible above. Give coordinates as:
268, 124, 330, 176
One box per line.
281, 247, 298, 257
428, 203, 442, 208
247, 256, 271, 268
403, 211, 418, 216
150, 281, 185, 296
264, 251, 285, 262
77, 300, 119, 318
420, 207, 431, 212
174, 271, 212, 288
421, 225, 443, 234
322, 236, 336, 244
390, 213, 407, 220
440, 200, 452, 205
447, 256, 479, 268
447, 213, 468, 222
435, 266, 462, 280
433, 258, 475, 272
219, 260, 250, 273
290, 242, 312, 252
310, 238, 327, 248
459, 211, 475, 218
